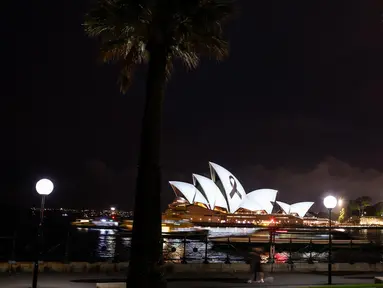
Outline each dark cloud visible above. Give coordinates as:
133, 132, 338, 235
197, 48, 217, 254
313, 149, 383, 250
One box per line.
61, 157, 383, 212
236, 157, 382, 212
77, 160, 192, 210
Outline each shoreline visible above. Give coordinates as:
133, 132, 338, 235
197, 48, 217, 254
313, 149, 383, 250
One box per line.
1, 262, 382, 274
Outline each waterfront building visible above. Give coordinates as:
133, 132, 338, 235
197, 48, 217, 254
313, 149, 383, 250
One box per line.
165, 162, 313, 226
302, 217, 333, 226
359, 216, 383, 226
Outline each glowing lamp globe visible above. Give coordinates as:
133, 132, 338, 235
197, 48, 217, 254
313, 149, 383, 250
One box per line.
323, 196, 337, 209
36, 179, 54, 196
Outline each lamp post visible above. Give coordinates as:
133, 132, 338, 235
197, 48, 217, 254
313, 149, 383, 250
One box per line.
323, 195, 337, 285
32, 178, 54, 288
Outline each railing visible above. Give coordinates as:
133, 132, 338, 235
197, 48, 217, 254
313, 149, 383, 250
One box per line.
212, 237, 374, 244
0, 230, 382, 264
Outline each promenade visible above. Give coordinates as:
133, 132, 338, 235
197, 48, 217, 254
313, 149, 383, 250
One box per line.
0, 271, 381, 287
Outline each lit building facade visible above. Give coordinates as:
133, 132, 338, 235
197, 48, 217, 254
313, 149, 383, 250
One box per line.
166, 162, 313, 225
359, 216, 383, 226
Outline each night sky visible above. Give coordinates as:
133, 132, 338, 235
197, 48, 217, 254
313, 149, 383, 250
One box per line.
3, 1, 383, 211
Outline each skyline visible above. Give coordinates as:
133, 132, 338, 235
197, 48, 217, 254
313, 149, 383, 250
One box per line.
4, 157, 382, 211
3, 1, 383, 209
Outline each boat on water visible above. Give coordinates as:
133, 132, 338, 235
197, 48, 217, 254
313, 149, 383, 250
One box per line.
71, 217, 119, 229
210, 227, 369, 244
119, 217, 209, 237
252, 227, 356, 240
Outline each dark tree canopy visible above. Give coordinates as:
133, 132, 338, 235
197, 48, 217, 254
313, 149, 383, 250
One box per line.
83, 2, 236, 287
84, 0, 235, 93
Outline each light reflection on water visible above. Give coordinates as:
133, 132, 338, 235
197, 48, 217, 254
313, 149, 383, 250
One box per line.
76, 227, 383, 262
77, 227, 246, 261
97, 229, 116, 258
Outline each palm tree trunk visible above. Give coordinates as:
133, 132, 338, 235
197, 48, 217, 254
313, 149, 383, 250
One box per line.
127, 43, 168, 288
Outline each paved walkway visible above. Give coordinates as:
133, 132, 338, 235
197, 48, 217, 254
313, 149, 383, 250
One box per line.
0, 272, 381, 287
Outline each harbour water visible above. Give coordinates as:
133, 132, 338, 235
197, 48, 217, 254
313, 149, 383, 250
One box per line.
1, 225, 382, 264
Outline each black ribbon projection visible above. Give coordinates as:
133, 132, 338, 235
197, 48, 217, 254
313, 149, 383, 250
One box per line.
229, 176, 242, 199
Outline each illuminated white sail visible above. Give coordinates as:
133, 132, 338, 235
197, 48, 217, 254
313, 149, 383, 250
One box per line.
192, 174, 220, 210
209, 162, 246, 213
169, 181, 197, 204
247, 189, 278, 214
276, 201, 314, 217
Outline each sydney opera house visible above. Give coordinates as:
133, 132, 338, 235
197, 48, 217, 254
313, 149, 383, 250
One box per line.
164, 162, 315, 226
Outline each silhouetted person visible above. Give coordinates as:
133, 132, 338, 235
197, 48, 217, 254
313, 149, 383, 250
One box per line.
247, 248, 264, 283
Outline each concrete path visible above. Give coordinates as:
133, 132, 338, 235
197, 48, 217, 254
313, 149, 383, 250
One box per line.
0, 272, 381, 288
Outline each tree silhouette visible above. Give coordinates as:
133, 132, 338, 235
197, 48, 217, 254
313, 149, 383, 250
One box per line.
84, 1, 236, 287
347, 200, 359, 217
373, 202, 383, 217
355, 196, 372, 217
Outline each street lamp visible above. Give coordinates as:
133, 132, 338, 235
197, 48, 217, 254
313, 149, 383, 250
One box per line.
323, 195, 337, 285
32, 178, 54, 288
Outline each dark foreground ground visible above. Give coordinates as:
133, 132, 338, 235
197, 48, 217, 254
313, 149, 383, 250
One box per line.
0, 272, 382, 288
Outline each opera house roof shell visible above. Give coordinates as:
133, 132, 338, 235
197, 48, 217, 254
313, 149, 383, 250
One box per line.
169, 162, 314, 217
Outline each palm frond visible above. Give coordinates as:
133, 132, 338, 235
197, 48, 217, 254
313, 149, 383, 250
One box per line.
171, 45, 200, 70
84, 0, 236, 94
117, 43, 148, 93
118, 63, 136, 94
172, 0, 235, 61
85, 0, 152, 92
84, 0, 151, 37
165, 56, 174, 81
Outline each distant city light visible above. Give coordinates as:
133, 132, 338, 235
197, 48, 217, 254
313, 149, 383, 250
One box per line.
110, 207, 116, 211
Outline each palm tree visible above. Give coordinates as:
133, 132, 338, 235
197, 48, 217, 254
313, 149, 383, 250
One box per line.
84, 0, 235, 287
